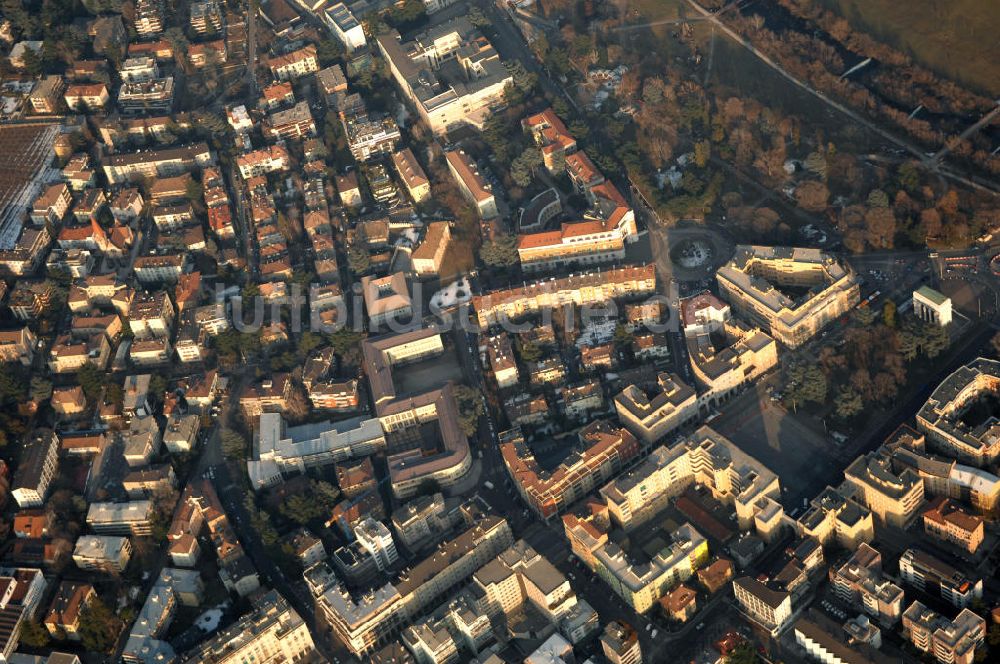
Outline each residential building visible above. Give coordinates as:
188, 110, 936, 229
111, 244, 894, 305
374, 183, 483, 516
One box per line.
44, 581, 96, 642
445, 149, 496, 219
502, 422, 640, 521
11, 429, 59, 508
922, 496, 985, 554
64, 83, 109, 110
902, 601, 984, 664
72, 535, 132, 572
355, 518, 399, 572
103, 143, 214, 185
599, 622, 642, 664
402, 615, 458, 664
599, 426, 782, 532
179, 591, 315, 664
899, 548, 982, 609
843, 451, 925, 527
376, 18, 513, 135
829, 543, 905, 626
794, 611, 896, 664
309, 516, 513, 657
392, 493, 449, 550
797, 486, 875, 550
614, 373, 699, 446
412, 222, 451, 276
916, 358, 1000, 466
0, 327, 36, 366
267, 44, 318, 81
472, 264, 656, 328
392, 148, 431, 204
86, 500, 154, 536
716, 245, 860, 348
733, 576, 792, 636
29, 75, 65, 113
342, 110, 401, 161
523, 108, 577, 172
361, 272, 412, 328
263, 101, 316, 141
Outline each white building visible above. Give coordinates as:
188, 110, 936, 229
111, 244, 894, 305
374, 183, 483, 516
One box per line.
73, 535, 133, 572
913, 286, 952, 327
354, 518, 399, 572
324, 3, 366, 52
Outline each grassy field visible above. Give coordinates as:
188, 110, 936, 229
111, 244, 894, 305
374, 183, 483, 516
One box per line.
816, 0, 1000, 96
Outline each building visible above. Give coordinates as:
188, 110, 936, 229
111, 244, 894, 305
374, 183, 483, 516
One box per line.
103, 143, 214, 185
411, 222, 451, 276
263, 101, 316, 141
473, 264, 656, 328
31, 182, 71, 225
614, 373, 699, 446
523, 108, 577, 172
11, 430, 59, 508
324, 2, 366, 52
445, 149, 497, 219
72, 535, 133, 572
898, 548, 983, 609
829, 543, 905, 626
793, 611, 896, 664
117, 77, 175, 114
502, 422, 640, 521
916, 358, 1000, 466
402, 615, 457, 664
342, 110, 401, 162
486, 334, 519, 388
733, 576, 792, 636
361, 272, 412, 328
913, 286, 952, 326
247, 413, 385, 490
901, 601, 984, 664
843, 451, 925, 527
124, 415, 162, 467
309, 516, 513, 657
286, 529, 326, 568
316, 64, 348, 101
355, 518, 399, 572
922, 496, 984, 553
86, 500, 154, 537
661, 584, 697, 623
0, 327, 36, 366
392, 493, 449, 550
376, 17, 513, 135
189, 0, 222, 34
599, 426, 782, 532
716, 245, 860, 348
386, 387, 472, 499
0, 566, 47, 659
179, 590, 315, 664
44, 581, 96, 642
64, 83, 109, 110
129, 289, 175, 339
797, 486, 875, 551
122, 567, 205, 663
600, 620, 642, 664
392, 148, 431, 204
29, 75, 65, 113
680, 291, 779, 407
267, 44, 318, 81
884, 426, 1000, 511
134, 0, 164, 36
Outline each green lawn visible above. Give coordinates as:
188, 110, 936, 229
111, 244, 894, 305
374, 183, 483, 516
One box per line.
817, 0, 1000, 96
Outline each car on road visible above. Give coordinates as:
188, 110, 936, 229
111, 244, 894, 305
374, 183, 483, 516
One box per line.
484, 481, 494, 490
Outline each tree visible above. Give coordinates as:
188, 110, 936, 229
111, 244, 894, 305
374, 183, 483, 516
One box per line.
18, 619, 49, 648
518, 341, 542, 363
479, 236, 519, 268
835, 387, 864, 418
79, 598, 123, 654
991, 332, 1000, 358
221, 429, 247, 459
297, 332, 323, 358
327, 328, 364, 356
612, 323, 634, 349
506, 60, 539, 94
882, 300, 897, 328
784, 363, 827, 411
725, 642, 761, 664
804, 151, 828, 179
467, 7, 490, 28
347, 246, 371, 274
452, 385, 484, 437
693, 140, 711, 168
316, 39, 343, 67
77, 363, 105, 401
795, 181, 830, 212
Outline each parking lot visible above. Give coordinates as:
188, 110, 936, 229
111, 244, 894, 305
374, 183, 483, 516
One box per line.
710, 383, 843, 511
